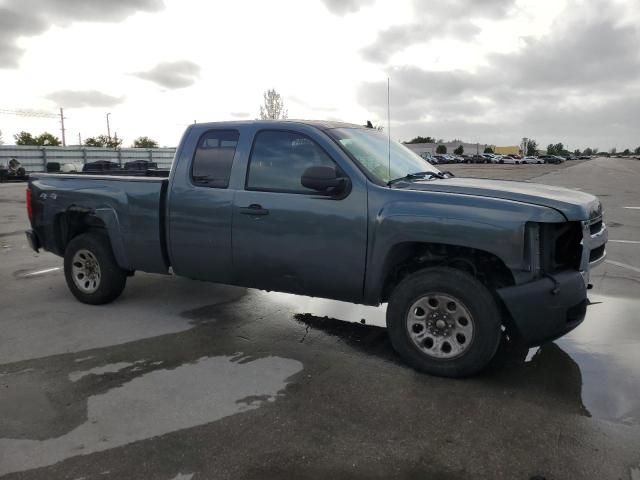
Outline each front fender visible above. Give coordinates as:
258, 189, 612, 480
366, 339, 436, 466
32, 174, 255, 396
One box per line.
363, 191, 566, 304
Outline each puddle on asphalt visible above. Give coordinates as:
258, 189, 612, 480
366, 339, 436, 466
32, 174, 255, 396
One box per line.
269, 290, 640, 426
0, 354, 303, 476
558, 295, 640, 425
68, 361, 139, 382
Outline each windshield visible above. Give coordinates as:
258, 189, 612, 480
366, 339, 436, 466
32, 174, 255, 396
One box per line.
328, 128, 440, 184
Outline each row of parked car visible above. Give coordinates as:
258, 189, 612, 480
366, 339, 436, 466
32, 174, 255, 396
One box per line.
46, 160, 169, 177
420, 152, 591, 165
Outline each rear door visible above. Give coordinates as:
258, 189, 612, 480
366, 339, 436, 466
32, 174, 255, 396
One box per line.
232, 128, 368, 302
167, 129, 240, 282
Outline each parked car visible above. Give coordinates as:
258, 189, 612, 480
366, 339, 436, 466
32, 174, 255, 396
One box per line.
124, 160, 158, 171
539, 155, 564, 164
481, 154, 494, 163
496, 156, 521, 164
82, 160, 121, 173
469, 154, 486, 164
61, 163, 83, 173
522, 156, 542, 164
0, 158, 27, 182
25, 120, 608, 378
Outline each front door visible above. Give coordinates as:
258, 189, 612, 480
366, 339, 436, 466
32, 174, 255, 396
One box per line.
232, 129, 367, 302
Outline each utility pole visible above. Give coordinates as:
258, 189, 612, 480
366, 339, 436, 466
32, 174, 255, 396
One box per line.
106, 112, 112, 141
59, 108, 66, 146
78, 133, 82, 146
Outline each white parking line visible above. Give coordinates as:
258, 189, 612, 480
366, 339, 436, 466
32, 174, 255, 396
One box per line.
605, 260, 640, 274
624, 206, 640, 210
608, 240, 640, 244
23, 267, 61, 276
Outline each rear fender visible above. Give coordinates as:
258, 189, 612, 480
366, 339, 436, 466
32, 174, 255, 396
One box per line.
93, 208, 131, 270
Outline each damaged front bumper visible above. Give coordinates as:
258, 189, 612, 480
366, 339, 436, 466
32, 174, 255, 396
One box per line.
497, 270, 587, 346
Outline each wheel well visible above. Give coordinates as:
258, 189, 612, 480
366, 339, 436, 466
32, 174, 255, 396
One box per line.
54, 209, 107, 255
380, 242, 515, 303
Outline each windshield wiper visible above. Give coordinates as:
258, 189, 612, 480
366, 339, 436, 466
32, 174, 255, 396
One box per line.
388, 170, 454, 186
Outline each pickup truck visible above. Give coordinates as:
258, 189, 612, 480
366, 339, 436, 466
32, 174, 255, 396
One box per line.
25, 120, 608, 377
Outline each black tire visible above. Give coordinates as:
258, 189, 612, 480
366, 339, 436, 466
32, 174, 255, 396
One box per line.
386, 267, 502, 377
64, 232, 126, 305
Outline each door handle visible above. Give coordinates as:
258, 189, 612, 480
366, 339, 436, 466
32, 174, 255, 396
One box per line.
239, 204, 269, 216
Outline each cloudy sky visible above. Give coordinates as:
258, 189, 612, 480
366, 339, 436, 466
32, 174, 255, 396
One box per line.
0, 0, 638, 150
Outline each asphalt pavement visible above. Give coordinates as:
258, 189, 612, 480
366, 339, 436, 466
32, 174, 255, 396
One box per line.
1, 158, 639, 479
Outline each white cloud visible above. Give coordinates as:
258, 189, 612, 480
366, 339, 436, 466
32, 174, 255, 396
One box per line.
133, 61, 201, 89
0, 0, 638, 150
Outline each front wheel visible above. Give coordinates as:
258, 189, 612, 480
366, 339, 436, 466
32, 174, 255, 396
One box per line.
64, 233, 127, 304
386, 267, 502, 377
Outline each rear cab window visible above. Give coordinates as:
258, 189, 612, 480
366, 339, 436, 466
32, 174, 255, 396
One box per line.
191, 130, 240, 188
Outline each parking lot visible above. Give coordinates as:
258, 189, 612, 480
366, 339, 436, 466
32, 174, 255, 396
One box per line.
1, 157, 640, 479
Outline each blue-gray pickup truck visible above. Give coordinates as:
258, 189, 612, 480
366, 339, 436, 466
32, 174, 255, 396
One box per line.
25, 120, 607, 377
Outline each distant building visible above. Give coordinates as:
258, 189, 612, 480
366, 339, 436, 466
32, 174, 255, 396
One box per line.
494, 146, 521, 155
404, 142, 491, 156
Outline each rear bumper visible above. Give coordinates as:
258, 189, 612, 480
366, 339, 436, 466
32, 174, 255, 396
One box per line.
25, 229, 41, 252
497, 270, 587, 346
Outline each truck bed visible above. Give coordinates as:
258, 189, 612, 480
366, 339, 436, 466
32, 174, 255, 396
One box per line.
29, 174, 169, 274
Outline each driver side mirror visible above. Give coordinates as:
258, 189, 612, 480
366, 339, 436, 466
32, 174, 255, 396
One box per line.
301, 166, 350, 196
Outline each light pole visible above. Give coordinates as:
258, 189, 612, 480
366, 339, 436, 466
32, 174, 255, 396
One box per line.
106, 113, 111, 141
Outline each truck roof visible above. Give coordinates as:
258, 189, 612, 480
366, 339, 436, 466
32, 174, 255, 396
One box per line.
192, 119, 364, 131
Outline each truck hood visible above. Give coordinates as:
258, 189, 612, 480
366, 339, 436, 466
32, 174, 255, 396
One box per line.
402, 177, 601, 221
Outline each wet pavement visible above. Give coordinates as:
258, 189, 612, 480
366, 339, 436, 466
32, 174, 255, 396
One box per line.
1, 158, 640, 479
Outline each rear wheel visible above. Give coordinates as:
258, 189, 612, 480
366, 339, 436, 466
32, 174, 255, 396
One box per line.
64, 233, 126, 304
386, 267, 502, 377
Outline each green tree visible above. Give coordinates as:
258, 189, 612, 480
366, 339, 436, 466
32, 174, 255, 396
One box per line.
436, 144, 447, 154
453, 145, 464, 155
610, 147, 617, 155
583, 147, 593, 156
84, 134, 122, 148
14, 131, 38, 145
574, 149, 581, 156
525, 139, 538, 156
14, 131, 61, 146
405, 136, 435, 144
546, 144, 556, 155
132, 136, 159, 148
36, 132, 61, 146
622, 148, 630, 155
483, 146, 494, 154
259, 89, 288, 120
634, 146, 640, 155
